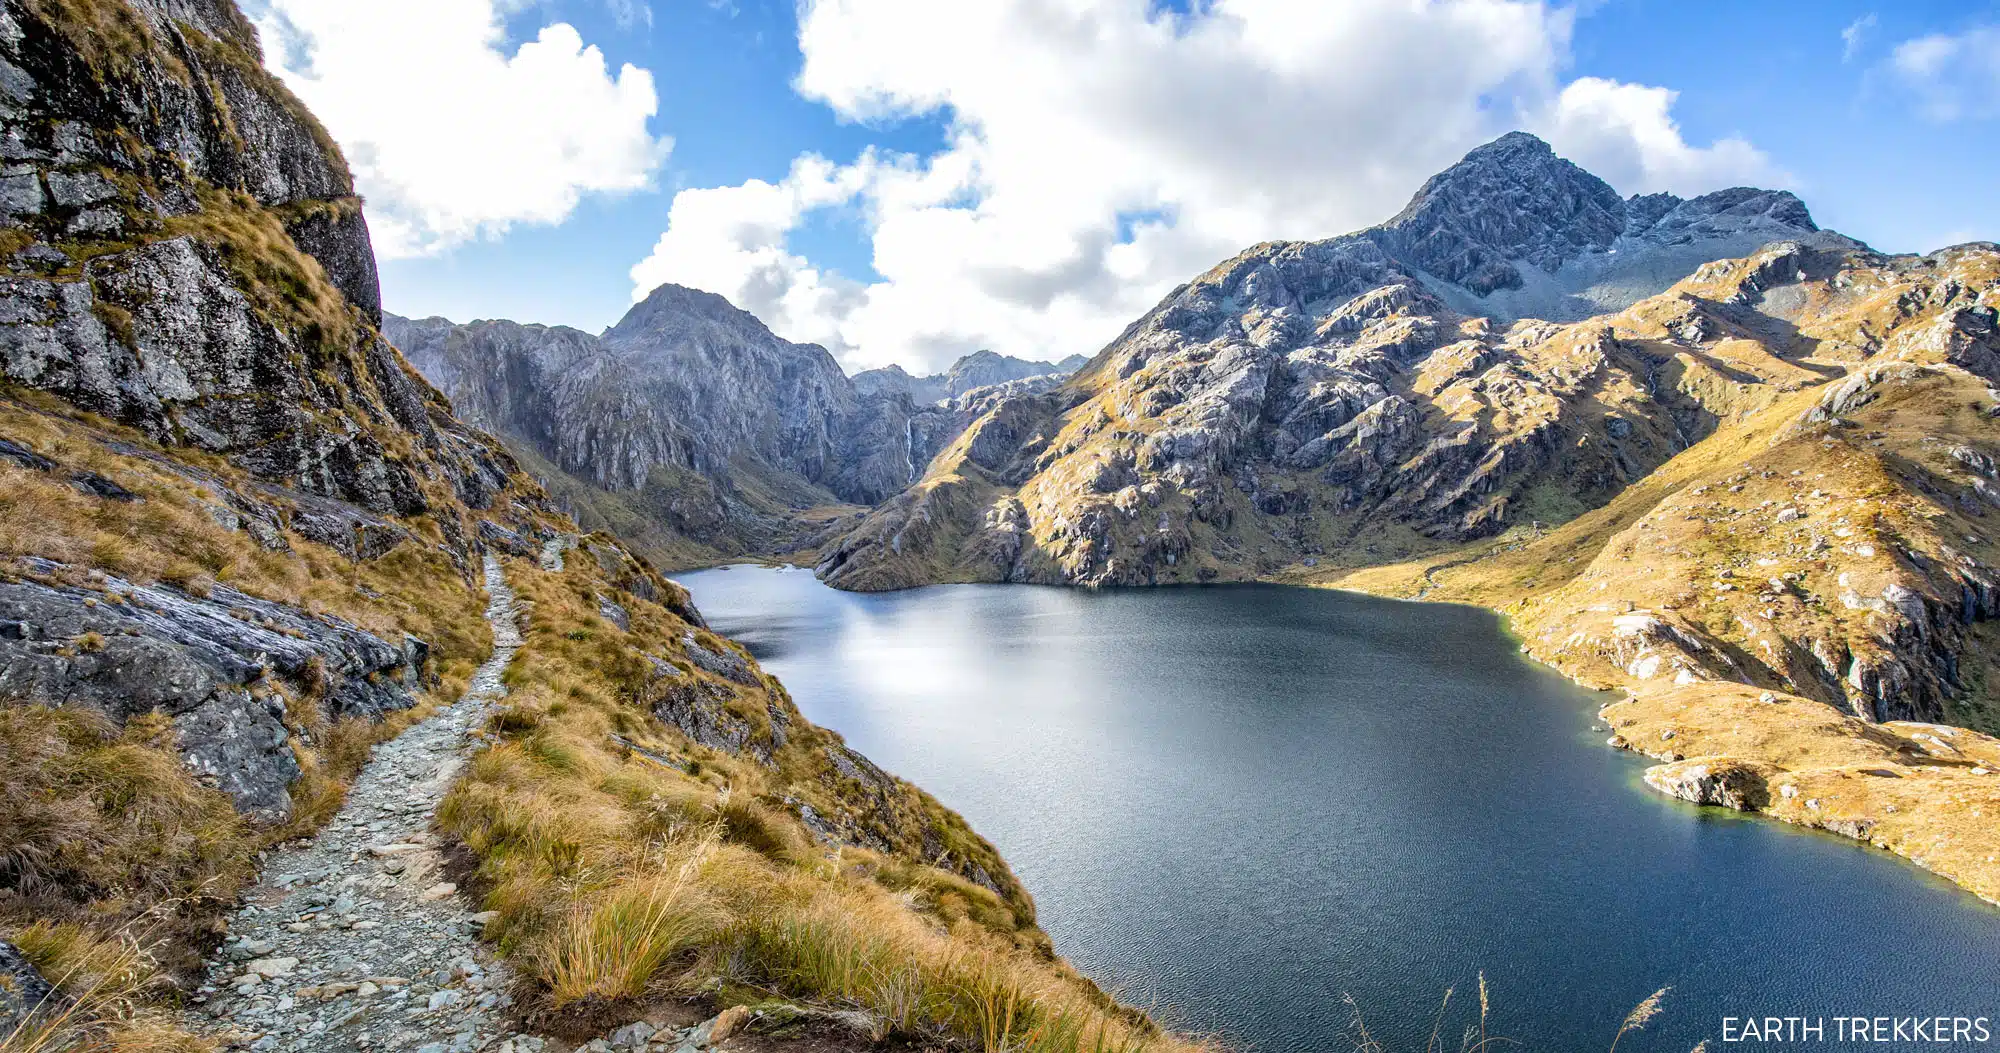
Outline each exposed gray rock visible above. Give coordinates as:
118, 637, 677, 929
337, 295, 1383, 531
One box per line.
821, 132, 1870, 590
0, 0, 519, 533
651, 680, 753, 754
680, 630, 757, 685
1642, 758, 1772, 811
0, 937, 58, 1036
384, 296, 1067, 561
0, 560, 431, 821
1373, 132, 1858, 321
595, 592, 629, 631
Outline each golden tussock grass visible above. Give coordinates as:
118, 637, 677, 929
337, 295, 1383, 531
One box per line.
14, 0, 173, 84
1326, 276, 2000, 905
1342, 979, 1707, 1053
0, 706, 251, 915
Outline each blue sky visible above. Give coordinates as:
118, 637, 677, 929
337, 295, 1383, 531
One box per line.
252, 0, 2000, 373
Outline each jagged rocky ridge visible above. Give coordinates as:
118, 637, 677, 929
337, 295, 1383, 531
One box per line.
818, 133, 1854, 587
1375, 130, 1855, 319
808, 134, 2000, 901
852, 349, 1087, 406
817, 138, 2000, 728
384, 297, 1081, 566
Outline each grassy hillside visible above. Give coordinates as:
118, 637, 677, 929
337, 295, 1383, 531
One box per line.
1329, 248, 2000, 903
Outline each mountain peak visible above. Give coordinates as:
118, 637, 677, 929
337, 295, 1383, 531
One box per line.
1380, 132, 1628, 292
1360, 131, 1847, 307
604, 282, 816, 356
613, 282, 759, 334
1468, 129, 1556, 157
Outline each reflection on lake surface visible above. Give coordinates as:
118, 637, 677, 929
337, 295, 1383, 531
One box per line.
682, 565, 2000, 1052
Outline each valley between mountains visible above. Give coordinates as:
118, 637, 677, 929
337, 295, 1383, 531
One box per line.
392, 134, 2000, 904
2, 0, 1999, 1049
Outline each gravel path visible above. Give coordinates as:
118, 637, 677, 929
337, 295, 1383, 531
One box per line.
184, 556, 550, 1053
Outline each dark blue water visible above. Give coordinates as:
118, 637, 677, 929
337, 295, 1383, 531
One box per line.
680, 566, 2000, 1052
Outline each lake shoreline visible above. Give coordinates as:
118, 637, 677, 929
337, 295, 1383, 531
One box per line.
690, 561, 2000, 909
681, 566, 2000, 1053
1275, 552, 2000, 913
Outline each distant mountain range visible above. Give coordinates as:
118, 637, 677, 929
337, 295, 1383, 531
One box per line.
823, 130, 1859, 589
384, 294, 1086, 565
853, 350, 1090, 406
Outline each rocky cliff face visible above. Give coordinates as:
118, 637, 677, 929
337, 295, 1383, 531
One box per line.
0, 0, 524, 519
0, 557, 431, 821
0, 0, 552, 828
0, 8, 1065, 1042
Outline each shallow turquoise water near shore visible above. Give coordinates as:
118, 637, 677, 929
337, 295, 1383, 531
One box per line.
681, 565, 2000, 1052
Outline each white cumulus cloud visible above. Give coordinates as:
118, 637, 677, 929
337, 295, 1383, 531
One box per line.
633, 0, 1786, 373
251, 0, 668, 258
1888, 26, 2000, 122
1530, 78, 1785, 196
628, 155, 877, 351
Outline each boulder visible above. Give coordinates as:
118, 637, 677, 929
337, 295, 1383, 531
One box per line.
1642, 757, 1774, 811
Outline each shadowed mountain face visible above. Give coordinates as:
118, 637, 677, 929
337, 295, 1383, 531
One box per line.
386, 290, 1081, 567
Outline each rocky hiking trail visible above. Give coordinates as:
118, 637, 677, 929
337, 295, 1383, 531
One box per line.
180, 554, 538, 1053
179, 556, 839, 1053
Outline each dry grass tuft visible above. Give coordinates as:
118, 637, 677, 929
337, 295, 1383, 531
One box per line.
1343, 980, 1707, 1053
0, 706, 250, 911
15, 0, 172, 84
1609, 987, 1669, 1053
1, 921, 212, 1053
